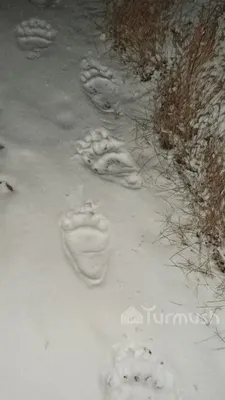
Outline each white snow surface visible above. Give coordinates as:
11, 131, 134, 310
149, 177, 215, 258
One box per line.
0, 0, 224, 399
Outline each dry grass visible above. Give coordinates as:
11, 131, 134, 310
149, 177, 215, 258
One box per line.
198, 140, 225, 241
130, 1, 225, 280
152, 1, 225, 277
105, 0, 225, 280
154, 3, 223, 149
105, 0, 173, 80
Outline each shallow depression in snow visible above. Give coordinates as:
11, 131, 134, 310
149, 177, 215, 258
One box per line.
60, 201, 110, 286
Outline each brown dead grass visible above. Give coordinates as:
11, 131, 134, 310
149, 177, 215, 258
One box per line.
129, 1, 225, 276
175, 134, 225, 274
105, 0, 225, 276
154, 3, 222, 149
153, 2, 225, 275
200, 140, 225, 241
105, 0, 173, 79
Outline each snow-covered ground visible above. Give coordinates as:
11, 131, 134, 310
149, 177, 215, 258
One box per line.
0, 0, 224, 399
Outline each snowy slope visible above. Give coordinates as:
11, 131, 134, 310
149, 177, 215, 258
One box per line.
0, 0, 224, 399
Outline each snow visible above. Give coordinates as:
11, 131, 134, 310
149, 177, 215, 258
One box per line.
60, 201, 110, 286
75, 128, 142, 189
0, 0, 224, 399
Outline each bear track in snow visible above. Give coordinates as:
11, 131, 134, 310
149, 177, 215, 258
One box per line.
75, 127, 142, 189
15, 18, 57, 59
60, 201, 110, 287
80, 57, 150, 116
101, 342, 182, 400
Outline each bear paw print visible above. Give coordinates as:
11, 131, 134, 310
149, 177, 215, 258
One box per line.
15, 18, 57, 59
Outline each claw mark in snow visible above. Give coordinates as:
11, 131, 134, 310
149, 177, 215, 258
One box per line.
101, 341, 182, 400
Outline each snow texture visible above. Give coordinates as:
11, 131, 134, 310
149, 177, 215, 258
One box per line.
80, 57, 152, 118
15, 18, 57, 59
101, 341, 181, 400
80, 57, 124, 115
60, 201, 110, 286
29, 0, 61, 7
75, 127, 142, 189
0, 1, 224, 399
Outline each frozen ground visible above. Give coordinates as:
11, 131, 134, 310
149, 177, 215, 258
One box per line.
0, 0, 224, 399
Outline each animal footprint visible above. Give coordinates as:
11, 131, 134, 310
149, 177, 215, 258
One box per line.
60, 202, 110, 286
101, 342, 181, 400
15, 18, 57, 59
75, 127, 142, 189
80, 57, 151, 116
80, 57, 123, 115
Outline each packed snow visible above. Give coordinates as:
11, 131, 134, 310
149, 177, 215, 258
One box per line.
0, 0, 224, 399
60, 200, 110, 286
75, 127, 142, 189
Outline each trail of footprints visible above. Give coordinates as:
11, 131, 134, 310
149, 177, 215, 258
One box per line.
10, 3, 182, 399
